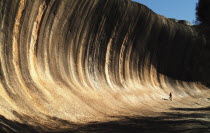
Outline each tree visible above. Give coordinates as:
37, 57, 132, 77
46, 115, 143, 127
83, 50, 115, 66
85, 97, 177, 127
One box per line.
196, 0, 210, 25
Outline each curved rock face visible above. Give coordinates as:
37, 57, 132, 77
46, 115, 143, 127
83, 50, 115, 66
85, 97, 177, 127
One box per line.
0, 0, 210, 132
169, 18, 192, 26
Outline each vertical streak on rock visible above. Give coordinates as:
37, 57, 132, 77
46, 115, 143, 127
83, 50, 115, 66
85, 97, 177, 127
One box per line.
119, 34, 129, 88
12, 0, 31, 98
28, 2, 49, 97
105, 36, 115, 90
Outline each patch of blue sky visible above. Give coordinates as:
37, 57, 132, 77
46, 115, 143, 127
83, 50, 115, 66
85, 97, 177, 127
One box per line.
132, 0, 198, 24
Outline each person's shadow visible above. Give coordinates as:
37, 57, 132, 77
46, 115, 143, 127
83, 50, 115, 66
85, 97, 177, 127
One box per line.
162, 98, 168, 101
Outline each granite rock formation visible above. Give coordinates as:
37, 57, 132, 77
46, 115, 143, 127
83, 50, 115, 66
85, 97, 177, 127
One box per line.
0, 0, 210, 132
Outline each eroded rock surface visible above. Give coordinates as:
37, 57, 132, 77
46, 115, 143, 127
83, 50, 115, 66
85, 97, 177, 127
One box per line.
0, 0, 210, 132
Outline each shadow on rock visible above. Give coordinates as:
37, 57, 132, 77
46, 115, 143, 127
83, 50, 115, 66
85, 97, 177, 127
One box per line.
1, 106, 210, 133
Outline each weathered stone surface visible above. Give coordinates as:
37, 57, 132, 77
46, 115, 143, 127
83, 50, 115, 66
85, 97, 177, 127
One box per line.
178, 20, 192, 26
0, 0, 210, 132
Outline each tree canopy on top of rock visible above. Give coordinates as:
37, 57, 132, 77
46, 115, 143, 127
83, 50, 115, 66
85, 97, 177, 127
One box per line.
196, 0, 210, 25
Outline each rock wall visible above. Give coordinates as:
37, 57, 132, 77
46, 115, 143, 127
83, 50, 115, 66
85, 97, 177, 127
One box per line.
0, 0, 209, 132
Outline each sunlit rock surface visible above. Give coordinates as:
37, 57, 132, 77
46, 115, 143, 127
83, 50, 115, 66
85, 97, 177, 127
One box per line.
0, 0, 210, 132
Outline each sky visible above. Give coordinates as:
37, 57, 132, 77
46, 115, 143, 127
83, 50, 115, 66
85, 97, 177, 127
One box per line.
132, 0, 198, 24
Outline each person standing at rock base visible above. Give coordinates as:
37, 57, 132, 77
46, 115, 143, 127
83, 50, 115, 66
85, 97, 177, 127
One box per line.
169, 92, 172, 101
